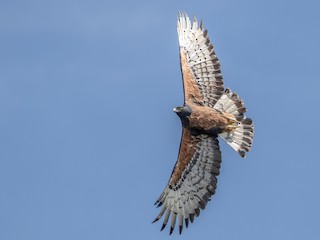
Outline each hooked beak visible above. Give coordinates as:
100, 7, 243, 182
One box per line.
173, 107, 179, 113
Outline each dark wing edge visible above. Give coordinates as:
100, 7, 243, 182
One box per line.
177, 12, 224, 107
153, 131, 222, 235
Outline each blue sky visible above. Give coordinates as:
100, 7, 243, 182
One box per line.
1, 0, 320, 239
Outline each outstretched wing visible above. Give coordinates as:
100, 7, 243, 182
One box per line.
153, 130, 222, 235
178, 12, 224, 107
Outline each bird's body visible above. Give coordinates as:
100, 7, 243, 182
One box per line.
186, 104, 237, 133
153, 13, 254, 235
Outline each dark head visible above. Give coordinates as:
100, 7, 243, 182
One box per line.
173, 105, 192, 119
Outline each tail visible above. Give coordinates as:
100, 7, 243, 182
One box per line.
214, 89, 254, 158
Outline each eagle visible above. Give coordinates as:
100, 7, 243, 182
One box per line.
152, 13, 254, 235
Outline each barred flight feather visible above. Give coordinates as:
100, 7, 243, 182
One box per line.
177, 12, 224, 107
153, 133, 221, 234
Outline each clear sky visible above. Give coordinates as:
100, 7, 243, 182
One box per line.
1, 0, 320, 239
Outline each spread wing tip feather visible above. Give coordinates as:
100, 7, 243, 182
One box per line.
153, 133, 222, 234
177, 11, 225, 107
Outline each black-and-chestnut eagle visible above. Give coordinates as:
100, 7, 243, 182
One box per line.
152, 13, 254, 235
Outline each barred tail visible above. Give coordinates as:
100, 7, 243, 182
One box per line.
214, 89, 254, 158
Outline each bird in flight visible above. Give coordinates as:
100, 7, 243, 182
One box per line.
152, 13, 254, 235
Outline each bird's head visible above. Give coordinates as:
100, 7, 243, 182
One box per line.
173, 105, 192, 118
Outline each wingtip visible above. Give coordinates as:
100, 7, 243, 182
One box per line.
185, 218, 189, 228
160, 223, 166, 231
177, 11, 189, 20
169, 227, 174, 235
190, 214, 194, 223
152, 218, 159, 224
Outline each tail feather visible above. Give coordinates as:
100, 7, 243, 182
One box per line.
214, 89, 254, 157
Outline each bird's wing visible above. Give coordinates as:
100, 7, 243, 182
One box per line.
153, 129, 221, 235
177, 12, 224, 107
